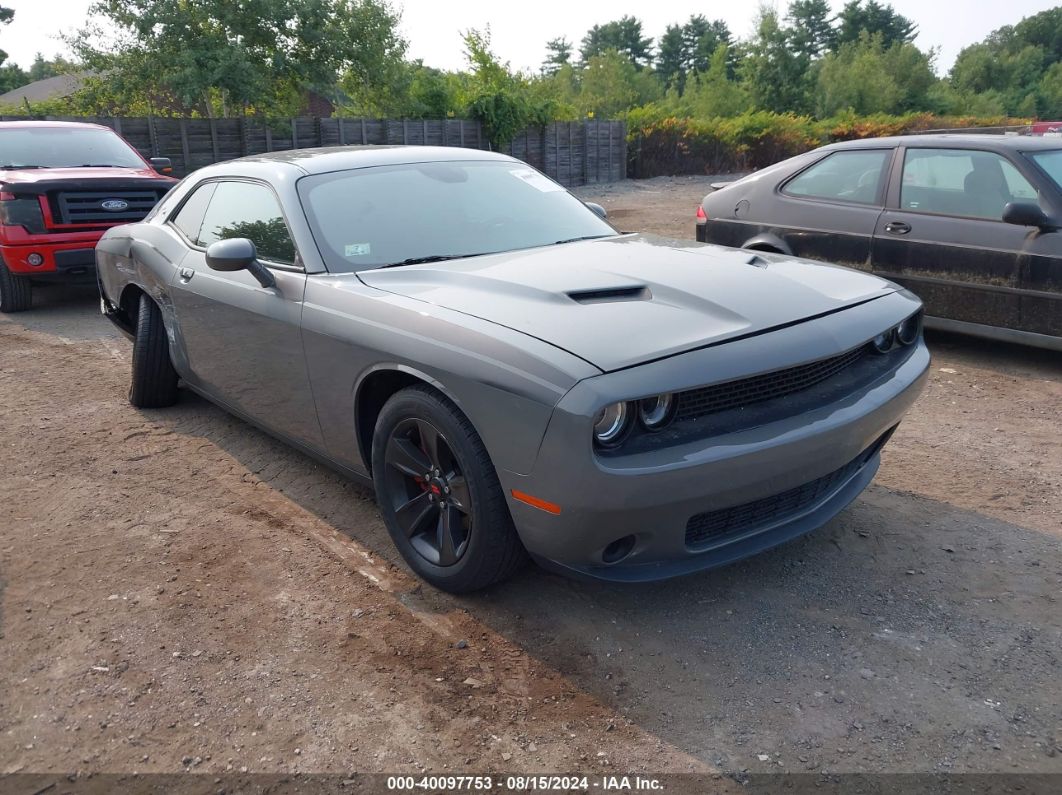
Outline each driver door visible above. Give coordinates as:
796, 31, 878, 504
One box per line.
166, 179, 323, 450
870, 146, 1044, 334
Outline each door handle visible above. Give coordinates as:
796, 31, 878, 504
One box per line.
178, 267, 194, 281
884, 221, 911, 235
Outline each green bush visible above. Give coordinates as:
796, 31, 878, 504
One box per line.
626, 108, 1031, 177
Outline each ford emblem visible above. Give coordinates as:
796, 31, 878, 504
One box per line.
101, 199, 129, 211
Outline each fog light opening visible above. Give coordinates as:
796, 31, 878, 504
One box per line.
26, 252, 44, 267
602, 534, 636, 565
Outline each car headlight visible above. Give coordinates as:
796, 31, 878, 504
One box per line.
872, 330, 894, 353
897, 311, 922, 346
638, 393, 675, 430
593, 401, 632, 447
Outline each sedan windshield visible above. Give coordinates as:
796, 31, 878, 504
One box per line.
297, 160, 617, 272
1028, 150, 1062, 191
0, 126, 146, 169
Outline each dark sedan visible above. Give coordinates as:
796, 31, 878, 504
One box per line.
697, 134, 1062, 351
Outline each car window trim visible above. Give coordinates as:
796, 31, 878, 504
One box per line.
891, 146, 1045, 223
164, 176, 305, 272
778, 148, 894, 208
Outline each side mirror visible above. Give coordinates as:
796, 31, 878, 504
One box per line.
585, 201, 608, 220
1002, 201, 1058, 231
149, 157, 173, 176
205, 238, 276, 288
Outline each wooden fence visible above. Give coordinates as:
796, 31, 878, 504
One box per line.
3, 115, 627, 186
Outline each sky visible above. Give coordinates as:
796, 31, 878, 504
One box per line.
3, 0, 1060, 77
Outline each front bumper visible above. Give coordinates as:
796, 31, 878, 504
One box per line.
498, 292, 930, 583
1, 237, 100, 280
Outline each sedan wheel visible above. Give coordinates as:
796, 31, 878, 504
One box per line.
372, 386, 527, 592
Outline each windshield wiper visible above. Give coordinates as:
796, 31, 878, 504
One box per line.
379, 252, 489, 268
0, 164, 44, 169
77, 163, 126, 168
553, 234, 613, 245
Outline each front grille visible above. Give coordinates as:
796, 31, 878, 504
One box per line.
684, 432, 890, 549
53, 190, 163, 226
675, 344, 869, 422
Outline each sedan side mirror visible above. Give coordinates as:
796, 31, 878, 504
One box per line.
585, 201, 608, 220
1002, 201, 1058, 231
205, 238, 276, 288
149, 157, 173, 176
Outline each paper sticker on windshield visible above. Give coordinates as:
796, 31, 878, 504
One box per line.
510, 168, 562, 192
344, 243, 371, 257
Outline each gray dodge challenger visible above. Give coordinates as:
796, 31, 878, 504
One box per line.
96, 146, 929, 592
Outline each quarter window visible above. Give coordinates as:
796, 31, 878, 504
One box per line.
783, 150, 890, 205
900, 149, 1039, 220
170, 182, 216, 242
197, 181, 297, 265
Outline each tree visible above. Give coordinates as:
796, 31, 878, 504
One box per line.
656, 25, 685, 92
579, 50, 661, 117
836, 1, 916, 49
685, 16, 731, 75
28, 54, 76, 82
541, 37, 573, 76
70, 0, 407, 117
680, 46, 749, 117
656, 16, 732, 96
949, 7, 1062, 117
0, 5, 28, 94
788, 0, 836, 59
579, 16, 653, 69
740, 7, 812, 114
815, 31, 933, 116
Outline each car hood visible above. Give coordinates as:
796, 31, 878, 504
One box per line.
357, 234, 897, 372
0, 165, 170, 184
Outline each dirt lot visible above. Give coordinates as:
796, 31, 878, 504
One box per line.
1, 175, 1061, 785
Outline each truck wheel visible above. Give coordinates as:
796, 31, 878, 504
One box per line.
0, 261, 32, 312
372, 385, 528, 593
129, 293, 179, 408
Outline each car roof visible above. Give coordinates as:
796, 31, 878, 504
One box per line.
824, 134, 1062, 153
0, 120, 113, 131
194, 145, 519, 179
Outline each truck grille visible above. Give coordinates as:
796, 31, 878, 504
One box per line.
684, 431, 891, 549
675, 344, 869, 423
53, 190, 163, 226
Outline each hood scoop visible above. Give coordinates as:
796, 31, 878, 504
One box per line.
567, 285, 651, 304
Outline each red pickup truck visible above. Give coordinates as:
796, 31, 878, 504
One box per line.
0, 120, 177, 312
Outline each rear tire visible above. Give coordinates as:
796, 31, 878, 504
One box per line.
0, 261, 32, 312
129, 293, 179, 408
372, 386, 528, 592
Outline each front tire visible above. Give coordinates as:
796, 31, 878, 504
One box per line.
372, 386, 527, 592
0, 261, 32, 312
129, 293, 179, 408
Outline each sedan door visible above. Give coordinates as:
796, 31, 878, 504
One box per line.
165, 179, 324, 450
871, 146, 1062, 338
706, 148, 893, 270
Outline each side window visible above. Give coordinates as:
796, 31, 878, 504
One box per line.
901, 149, 1039, 220
170, 182, 216, 242
197, 181, 297, 265
782, 150, 890, 205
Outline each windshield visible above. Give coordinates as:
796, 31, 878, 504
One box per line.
1028, 150, 1062, 191
0, 126, 146, 169
297, 160, 616, 272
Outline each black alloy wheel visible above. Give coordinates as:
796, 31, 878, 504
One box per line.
382, 417, 472, 567
371, 386, 527, 592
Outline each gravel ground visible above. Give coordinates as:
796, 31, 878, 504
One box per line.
1, 175, 1060, 785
